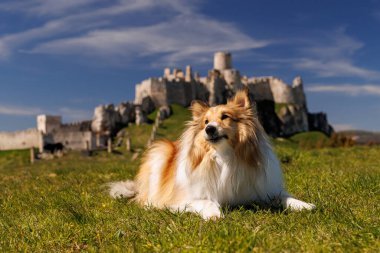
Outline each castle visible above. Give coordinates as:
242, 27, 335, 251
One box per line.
134, 52, 333, 137
0, 52, 333, 152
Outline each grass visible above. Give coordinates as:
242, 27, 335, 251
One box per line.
117, 104, 191, 151
0, 105, 379, 252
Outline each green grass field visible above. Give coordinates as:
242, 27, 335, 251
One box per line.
0, 105, 379, 252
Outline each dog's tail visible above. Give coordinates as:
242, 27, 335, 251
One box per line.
108, 180, 137, 199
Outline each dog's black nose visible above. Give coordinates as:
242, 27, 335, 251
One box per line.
205, 125, 217, 136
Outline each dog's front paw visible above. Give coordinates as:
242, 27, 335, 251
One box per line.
201, 203, 223, 220
285, 197, 316, 211
294, 202, 316, 211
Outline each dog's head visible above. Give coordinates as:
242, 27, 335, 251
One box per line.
190, 89, 262, 163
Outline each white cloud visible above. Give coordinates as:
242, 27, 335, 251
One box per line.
0, 0, 100, 16
307, 84, 380, 96
0, 104, 91, 122
292, 28, 380, 80
0, 0, 268, 65
294, 59, 380, 79
29, 14, 269, 65
0, 0, 175, 59
302, 27, 363, 60
0, 104, 43, 116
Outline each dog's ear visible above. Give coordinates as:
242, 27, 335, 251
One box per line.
190, 100, 209, 120
231, 88, 251, 109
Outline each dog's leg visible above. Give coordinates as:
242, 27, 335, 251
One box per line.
281, 194, 316, 211
109, 180, 136, 199
173, 200, 222, 220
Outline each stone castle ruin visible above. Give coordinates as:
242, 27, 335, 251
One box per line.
135, 52, 333, 137
0, 52, 333, 152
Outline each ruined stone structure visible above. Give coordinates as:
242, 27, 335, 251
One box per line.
0, 116, 97, 151
0, 100, 138, 151
135, 51, 333, 137
135, 67, 208, 111
0, 51, 333, 152
0, 129, 42, 151
38, 115, 98, 151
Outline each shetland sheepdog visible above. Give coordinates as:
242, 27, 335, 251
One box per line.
109, 89, 315, 219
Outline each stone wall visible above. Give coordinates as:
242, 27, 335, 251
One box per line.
222, 69, 244, 90
248, 77, 305, 104
268, 77, 295, 104
0, 129, 42, 150
166, 80, 191, 106
277, 104, 309, 136
136, 75, 206, 108
206, 73, 227, 106
247, 79, 274, 101
135, 79, 152, 105
60, 121, 92, 132
92, 104, 120, 134
92, 102, 135, 136
135, 78, 169, 107
45, 131, 97, 151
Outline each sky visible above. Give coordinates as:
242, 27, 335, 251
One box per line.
0, 0, 380, 132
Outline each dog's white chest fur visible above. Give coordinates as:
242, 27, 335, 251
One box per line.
184, 144, 262, 206
212, 150, 253, 205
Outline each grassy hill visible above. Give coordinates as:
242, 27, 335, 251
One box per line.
0, 105, 379, 252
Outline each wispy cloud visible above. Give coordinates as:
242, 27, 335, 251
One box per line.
307, 84, 380, 96
294, 59, 380, 79
0, 104, 91, 122
29, 14, 268, 65
0, 104, 43, 116
0, 0, 267, 65
0, 0, 100, 16
291, 28, 380, 80
0, 0, 170, 59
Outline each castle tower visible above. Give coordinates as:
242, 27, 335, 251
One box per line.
185, 65, 193, 82
37, 115, 62, 134
164, 68, 170, 78
292, 76, 303, 88
194, 72, 200, 82
173, 68, 179, 77
292, 76, 307, 106
214, 51, 232, 71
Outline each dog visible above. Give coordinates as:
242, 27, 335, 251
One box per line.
109, 89, 315, 219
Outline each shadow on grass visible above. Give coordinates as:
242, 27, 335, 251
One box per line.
223, 203, 285, 215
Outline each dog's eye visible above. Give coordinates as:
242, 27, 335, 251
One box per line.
205, 119, 209, 124
221, 114, 229, 120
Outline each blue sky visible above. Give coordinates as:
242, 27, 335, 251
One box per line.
1, 0, 380, 132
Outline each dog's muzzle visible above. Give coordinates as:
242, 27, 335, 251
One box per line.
205, 125, 227, 143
